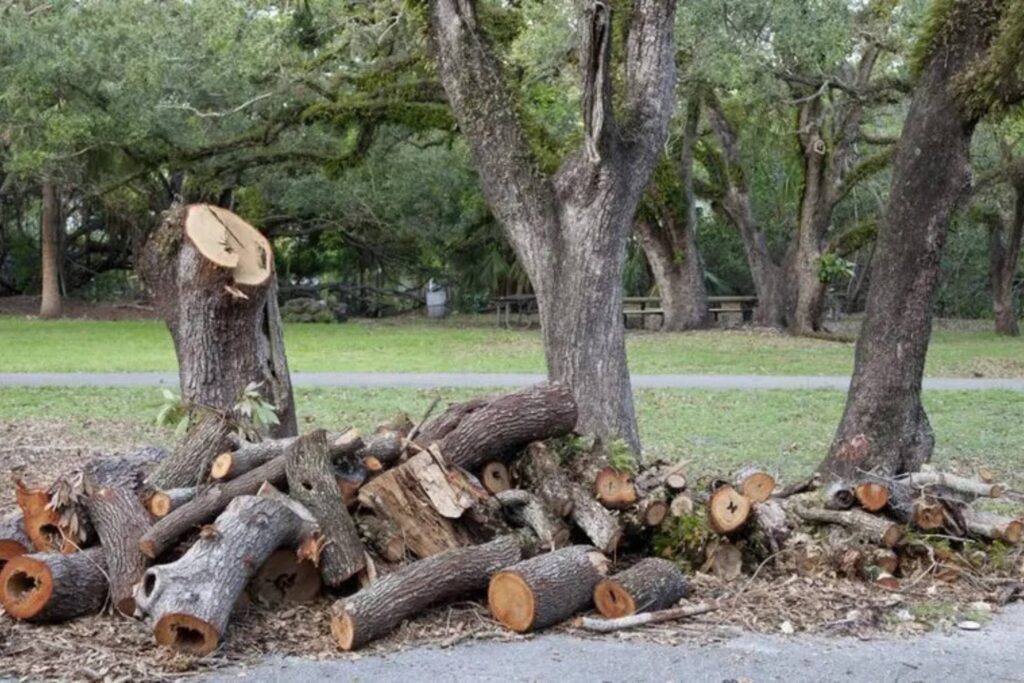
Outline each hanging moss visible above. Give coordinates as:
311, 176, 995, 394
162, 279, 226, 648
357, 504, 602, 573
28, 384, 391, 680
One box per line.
955, 0, 1024, 120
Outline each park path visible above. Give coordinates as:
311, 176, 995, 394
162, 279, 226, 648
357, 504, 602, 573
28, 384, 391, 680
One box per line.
1, 371, 1023, 391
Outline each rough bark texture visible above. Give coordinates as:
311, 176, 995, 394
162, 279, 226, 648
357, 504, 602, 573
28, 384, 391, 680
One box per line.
0, 513, 30, 568
593, 558, 688, 618
137, 203, 296, 437
134, 495, 312, 654
331, 535, 524, 650
285, 430, 365, 586
211, 429, 361, 481
987, 180, 1022, 336
38, 180, 62, 319
438, 382, 577, 470
84, 484, 152, 616
139, 455, 287, 559
0, 547, 107, 622
488, 545, 608, 632
514, 442, 574, 518
820, 4, 1001, 479
147, 414, 234, 490
427, 0, 677, 451
495, 489, 571, 551
417, 397, 490, 445
788, 503, 903, 547
146, 487, 196, 518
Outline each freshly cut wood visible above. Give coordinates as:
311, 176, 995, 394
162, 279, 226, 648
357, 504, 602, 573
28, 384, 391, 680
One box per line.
84, 484, 152, 616
866, 548, 899, 574
735, 467, 775, 503
0, 548, 107, 622
707, 485, 751, 534
285, 430, 365, 586
146, 488, 196, 518
211, 429, 362, 481
15, 481, 67, 553
704, 541, 742, 581
912, 498, 946, 530
962, 510, 1023, 544
496, 489, 570, 550
139, 455, 287, 559
134, 495, 313, 655
578, 602, 716, 633
752, 499, 790, 555
570, 485, 623, 554
359, 431, 404, 469
594, 468, 638, 508
248, 550, 322, 607
481, 461, 512, 494
906, 472, 1004, 499
790, 504, 903, 547
669, 493, 694, 517
0, 514, 31, 569
593, 558, 688, 618
636, 495, 669, 527
488, 545, 608, 633
337, 473, 365, 509
823, 482, 856, 510
438, 382, 578, 470
417, 397, 490, 445
332, 535, 523, 650
854, 481, 890, 512
515, 442, 574, 517
147, 414, 234, 490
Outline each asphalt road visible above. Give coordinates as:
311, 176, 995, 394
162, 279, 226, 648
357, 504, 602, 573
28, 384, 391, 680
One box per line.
208, 604, 1024, 682
2, 372, 1023, 391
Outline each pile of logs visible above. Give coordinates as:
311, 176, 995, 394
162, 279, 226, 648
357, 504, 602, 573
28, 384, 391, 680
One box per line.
1, 381, 1022, 656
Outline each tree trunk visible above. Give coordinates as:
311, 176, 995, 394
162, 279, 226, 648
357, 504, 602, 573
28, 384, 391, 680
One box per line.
820, 5, 996, 479
38, 180, 62, 320
0, 547, 107, 622
84, 484, 152, 616
137, 203, 296, 437
989, 184, 1022, 336
593, 557, 688, 618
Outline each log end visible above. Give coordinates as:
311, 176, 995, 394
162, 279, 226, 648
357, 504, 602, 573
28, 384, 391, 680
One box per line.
642, 500, 669, 527
0, 539, 29, 569
854, 482, 890, 512
595, 468, 637, 509
1004, 520, 1023, 545
330, 608, 359, 651
209, 452, 235, 481
147, 492, 173, 518
593, 578, 636, 619
708, 486, 751, 534
488, 571, 535, 632
0, 555, 54, 620
882, 523, 904, 548
738, 472, 775, 503
482, 461, 511, 494
154, 613, 221, 655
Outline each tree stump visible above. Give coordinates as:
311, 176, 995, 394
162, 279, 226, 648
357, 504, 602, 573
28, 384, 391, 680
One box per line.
593, 558, 688, 618
85, 484, 153, 616
0, 547, 108, 622
488, 545, 608, 632
137, 203, 296, 437
0, 514, 31, 569
285, 430, 365, 586
331, 535, 524, 650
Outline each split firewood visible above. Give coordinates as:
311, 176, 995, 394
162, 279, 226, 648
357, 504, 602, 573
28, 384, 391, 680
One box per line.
593, 558, 688, 618
0, 513, 31, 569
147, 414, 234, 490
594, 467, 638, 509
248, 549, 322, 608
84, 483, 153, 616
285, 430, 365, 586
332, 534, 524, 650
962, 510, 1023, 544
578, 602, 716, 633
735, 467, 775, 503
417, 397, 490, 445
134, 494, 316, 655
488, 545, 608, 633
139, 455, 287, 559
789, 504, 903, 548
905, 471, 1004, 499
358, 514, 407, 563
438, 382, 578, 470
145, 487, 196, 518
823, 482, 856, 510
481, 461, 512, 494
514, 442, 574, 517
703, 540, 742, 581
496, 489, 570, 550
707, 485, 751, 534
0, 547, 107, 622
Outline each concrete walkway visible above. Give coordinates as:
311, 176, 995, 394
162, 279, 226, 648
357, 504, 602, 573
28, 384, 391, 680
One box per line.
207, 605, 1024, 682
1, 371, 1023, 391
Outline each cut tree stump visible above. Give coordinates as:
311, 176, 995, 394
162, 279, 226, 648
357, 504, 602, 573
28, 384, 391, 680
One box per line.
134, 494, 315, 655
0, 514, 31, 569
0, 547, 107, 622
146, 488, 196, 518
735, 467, 775, 503
488, 545, 608, 633
496, 489, 570, 550
707, 485, 751, 534
248, 549, 322, 607
147, 414, 234, 490
139, 455, 287, 559
593, 558, 688, 618
285, 430, 365, 586
137, 203, 297, 438
84, 484, 152, 616
438, 382, 577, 470
331, 535, 524, 650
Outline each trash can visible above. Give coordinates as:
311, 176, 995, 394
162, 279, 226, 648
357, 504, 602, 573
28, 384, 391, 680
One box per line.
426, 280, 448, 318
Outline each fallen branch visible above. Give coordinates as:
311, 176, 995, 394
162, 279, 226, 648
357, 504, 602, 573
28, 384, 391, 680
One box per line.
578, 602, 717, 633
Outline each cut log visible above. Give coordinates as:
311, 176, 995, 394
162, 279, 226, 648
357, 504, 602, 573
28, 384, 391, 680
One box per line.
0, 547, 107, 622
84, 484, 152, 616
669, 493, 694, 517
15, 481, 67, 553
285, 430, 365, 586
359, 431, 404, 469
138, 203, 297, 437
569, 485, 623, 554
854, 481, 890, 512
636, 495, 669, 528
751, 499, 790, 556
146, 487, 196, 518
139, 455, 287, 559
735, 467, 775, 503
906, 472, 1004, 499
438, 382, 578, 470
147, 414, 234, 490
358, 515, 407, 563
481, 461, 512, 494
594, 468, 638, 509
593, 558, 688, 618
331, 535, 524, 650
488, 545, 608, 633
962, 510, 1023, 544
134, 494, 313, 655
707, 485, 751, 534
496, 489, 571, 550
247, 549, 322, 607
823, 482, 856, 510
211, 429, 362, 481
515, 442, 574, 517
417, 397, 490, 445
912, 498, 947, 530
790, 504, 903, 547
0, 514, 31, 569
703, 540, 742, 581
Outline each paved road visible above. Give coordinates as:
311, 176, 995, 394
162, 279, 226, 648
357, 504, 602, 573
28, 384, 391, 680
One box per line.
2, 371, 1023, 391
208, 605, 1024, 682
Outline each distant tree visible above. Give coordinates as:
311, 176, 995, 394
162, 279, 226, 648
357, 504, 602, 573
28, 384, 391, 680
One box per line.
37, 180, 61, 319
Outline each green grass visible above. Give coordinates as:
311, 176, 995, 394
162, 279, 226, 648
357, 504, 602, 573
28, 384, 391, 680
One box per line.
3, 386, 1021, 482
1, 315, 1022, 377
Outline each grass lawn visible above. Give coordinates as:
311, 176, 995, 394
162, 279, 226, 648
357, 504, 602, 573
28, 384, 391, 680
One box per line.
1, 314, 1022, 377
2, 386, 1020, 485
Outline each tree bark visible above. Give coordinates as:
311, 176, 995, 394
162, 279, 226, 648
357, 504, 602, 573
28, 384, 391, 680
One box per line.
84, 484, 152, 616
0, 547, 107, 622
38, 180, 62, 320
147, 413, 234, 490
593, 557, 688, 618
331, 535, 524, 650
0, 513, 30, 569
426, 0, 677, 452
988, 183, 1022, 336
137, 203, 296, 437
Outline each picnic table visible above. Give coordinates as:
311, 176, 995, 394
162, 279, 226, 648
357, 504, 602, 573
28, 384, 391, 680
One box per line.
493, 294, 759, 327
491, 294, 539, 328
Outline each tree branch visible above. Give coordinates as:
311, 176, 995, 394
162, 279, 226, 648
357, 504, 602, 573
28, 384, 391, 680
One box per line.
581, 0, 614, 162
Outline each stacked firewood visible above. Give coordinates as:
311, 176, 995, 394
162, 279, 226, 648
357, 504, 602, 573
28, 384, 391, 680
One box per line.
1, 381, 1021, 655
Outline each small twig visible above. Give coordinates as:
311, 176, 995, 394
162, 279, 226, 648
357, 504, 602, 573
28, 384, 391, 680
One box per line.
407, 396, 442, 444
577, 602, 718, 633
